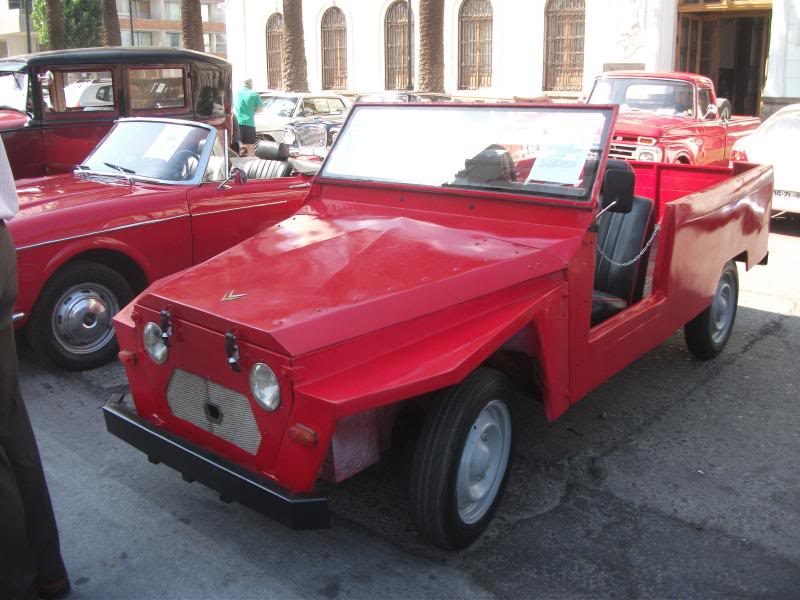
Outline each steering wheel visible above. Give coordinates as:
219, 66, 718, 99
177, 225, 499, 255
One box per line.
169, 149, 201, 180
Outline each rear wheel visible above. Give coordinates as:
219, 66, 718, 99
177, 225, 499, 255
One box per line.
410, 368, 515, 549
685, 260, 738, 359
27, 261, 133, 370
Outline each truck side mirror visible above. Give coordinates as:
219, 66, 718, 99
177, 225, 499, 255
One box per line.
703, 104, 719, 121
602, 168, 634, 214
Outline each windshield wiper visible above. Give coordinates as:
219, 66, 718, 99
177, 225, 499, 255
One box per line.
103, 162, 135, 174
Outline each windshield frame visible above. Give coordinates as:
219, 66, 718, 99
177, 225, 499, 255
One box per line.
78, 117, 216, 186
318, 103, 618, 209
588, 76, 697, 119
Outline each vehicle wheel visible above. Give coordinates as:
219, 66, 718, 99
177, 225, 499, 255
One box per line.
716, 98, 732, 121
684, 260, 738, 360
27, 261, 133, 370
410, 367, 515, 549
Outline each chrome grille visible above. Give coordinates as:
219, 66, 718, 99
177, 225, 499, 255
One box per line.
166, 369, 261, 455
297, 125, 328, 148
609, 142, 636, 160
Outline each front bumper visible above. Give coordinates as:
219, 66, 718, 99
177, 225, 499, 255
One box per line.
103, 394, 329, 530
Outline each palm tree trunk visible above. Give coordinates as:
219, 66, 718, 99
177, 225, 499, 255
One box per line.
181, 0, 204, 52
418, 0, 444, 93
282, 0, 309, 92
101, 0, 122, 46
45, 0, 66, 50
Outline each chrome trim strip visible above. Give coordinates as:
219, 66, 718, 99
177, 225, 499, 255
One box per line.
288, 183, 311, 189
16, 213, 190, 252
12, 312, 25, 323
192, 200, 289, 218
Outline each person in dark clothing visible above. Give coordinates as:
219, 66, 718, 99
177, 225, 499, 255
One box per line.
0, 139, 70, 600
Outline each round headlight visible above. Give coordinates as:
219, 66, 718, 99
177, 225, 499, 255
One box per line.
143, 321, 168, 364
249, 362, 281, 411
283, 128, 296, 145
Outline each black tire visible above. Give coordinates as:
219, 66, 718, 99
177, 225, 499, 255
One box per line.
684, 260, 738, 360
410, 367, 515, 549
27, 261, 133, 370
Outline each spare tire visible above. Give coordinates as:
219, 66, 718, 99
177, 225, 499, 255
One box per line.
716, 98, 732, 121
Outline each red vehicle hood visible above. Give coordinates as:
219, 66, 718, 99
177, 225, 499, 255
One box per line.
0, 109, 29, 130
612, 112, 692, 138
138, 197, 584, 357
16, 173, 146, 216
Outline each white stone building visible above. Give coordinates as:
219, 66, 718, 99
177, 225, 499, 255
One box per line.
226, 0, 799, 116
0, 0, 39, 57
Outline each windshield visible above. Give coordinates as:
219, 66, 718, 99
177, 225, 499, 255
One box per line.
0, 69, 29, 114
262, 96, 298, 117
82, 120, 211, 182
322, 105, 613, 201
588, 78, 695, 118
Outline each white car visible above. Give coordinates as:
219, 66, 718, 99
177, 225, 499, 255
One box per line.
63, 80, 114, 110
253, 93, 348, 143
731, 103, 800, 214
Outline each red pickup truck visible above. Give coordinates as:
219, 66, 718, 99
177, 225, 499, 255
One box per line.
104, 103, 772, 549
587, 71, 759, 165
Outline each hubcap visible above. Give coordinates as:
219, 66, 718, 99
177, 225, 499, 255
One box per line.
51, 283, 119, 355
710, 271, 736, 344
456, 399, 512, 525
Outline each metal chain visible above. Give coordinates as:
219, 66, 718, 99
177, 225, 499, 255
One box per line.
596, 217, 662, 268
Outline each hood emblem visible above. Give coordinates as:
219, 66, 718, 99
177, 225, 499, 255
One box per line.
221, 290, 247, 302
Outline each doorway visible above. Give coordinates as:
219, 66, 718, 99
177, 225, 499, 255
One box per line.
675, 1, 771, 116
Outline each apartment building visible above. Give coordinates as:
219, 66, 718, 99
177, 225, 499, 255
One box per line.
0, 0, 39, 57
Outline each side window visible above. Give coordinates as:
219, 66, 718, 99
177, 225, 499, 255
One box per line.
44, 69, 115, 113
203, 134, 226, 182
328, 98, 345, 113
128, 67, 186, 111
698, 88, 712, 119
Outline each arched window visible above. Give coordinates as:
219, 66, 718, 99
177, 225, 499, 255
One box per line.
321, 7, 347, 90
543, 0, 585, 92
266, 12, 284, 90
458, 0, 492, 90
385, 1, 414, 90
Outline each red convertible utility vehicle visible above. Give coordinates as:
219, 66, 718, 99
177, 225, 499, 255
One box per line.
104, 103, 771, 549
11, 118, 314, 369
0, 47, 231, 179
587, 71, 759, 165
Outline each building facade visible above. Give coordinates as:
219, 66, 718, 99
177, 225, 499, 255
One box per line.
0, 0, 39, 57
227, 0, 799, 116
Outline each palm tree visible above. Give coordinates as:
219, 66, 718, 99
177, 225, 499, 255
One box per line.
100, 0, 121, 46
418, 0, 444, 93
181, 0, 204, 52
282, 0, 309, 92
45, 0, 66, 50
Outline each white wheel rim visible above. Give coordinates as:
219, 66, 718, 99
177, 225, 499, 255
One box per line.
456, 399, 512, 525
710, 270, 736, 344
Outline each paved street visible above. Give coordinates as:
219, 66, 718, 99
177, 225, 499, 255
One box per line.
18, 217, 800, 599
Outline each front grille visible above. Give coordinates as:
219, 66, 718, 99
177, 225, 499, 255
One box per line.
609, 142, 636, 160
166, 369, 262, 455
296, 125, 328, 148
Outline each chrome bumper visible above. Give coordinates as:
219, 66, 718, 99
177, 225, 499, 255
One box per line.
12, 312, 24, 323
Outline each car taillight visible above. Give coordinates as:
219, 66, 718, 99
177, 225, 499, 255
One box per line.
730, 148, 748, 161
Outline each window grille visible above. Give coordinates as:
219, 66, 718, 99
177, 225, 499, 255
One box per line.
321, 8, 347, 90
543, 0, 585, 92
458, 0, 493, 90
266, 13, 284, 90
385, 1, 414, 90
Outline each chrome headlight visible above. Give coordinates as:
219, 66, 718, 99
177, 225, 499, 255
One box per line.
143, 321, 168, 364
283, 128, 296, 145
249, 362, 281, 411
634, 146, 663, 162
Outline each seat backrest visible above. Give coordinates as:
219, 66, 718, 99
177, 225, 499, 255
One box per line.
229, 157, 292, 180
453, 144, 514, 185
595, 195, 654, 303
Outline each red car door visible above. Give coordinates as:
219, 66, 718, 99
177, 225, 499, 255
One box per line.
186, 176, 309, 264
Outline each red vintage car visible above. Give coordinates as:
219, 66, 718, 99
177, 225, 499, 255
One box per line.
104, 103, 771, 549
10, 117, 314, 369
587, 71, 760, 165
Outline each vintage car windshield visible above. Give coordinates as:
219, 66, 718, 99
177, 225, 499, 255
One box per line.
588, 78, 695, 118
262, 96, 298, 117
0, 67, 29, 114
322, 105, 613, 201
81, 120, 210, 182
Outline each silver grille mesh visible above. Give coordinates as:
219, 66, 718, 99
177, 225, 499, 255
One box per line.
609, 142, 636, 160
166, 369, 262, 455
297, 125, 328, 148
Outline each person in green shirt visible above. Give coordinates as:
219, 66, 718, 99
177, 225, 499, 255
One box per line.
234, 78, 264, 157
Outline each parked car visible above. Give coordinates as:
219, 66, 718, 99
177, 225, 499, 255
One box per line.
587, 71, 760, 165
0, 47, 232, 179
254, 93, 348, 143
353, 91, 452, 103
104, 102, 771, 549
731, 103, 800, 214
10, 118, 316, 370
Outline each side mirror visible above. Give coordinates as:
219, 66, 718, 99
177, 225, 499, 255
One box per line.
217, 166, 247, 189
602, 168, 634, 214
703, 104, 719, 121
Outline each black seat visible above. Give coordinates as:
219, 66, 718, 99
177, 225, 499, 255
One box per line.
592, 162, 654, 326
453, 144, 514, 186
229, 157, 292, 180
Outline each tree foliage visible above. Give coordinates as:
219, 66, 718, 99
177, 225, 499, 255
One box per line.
32, 0, 101, 50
